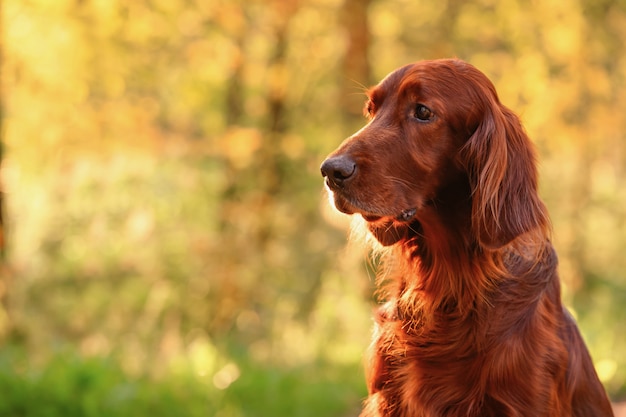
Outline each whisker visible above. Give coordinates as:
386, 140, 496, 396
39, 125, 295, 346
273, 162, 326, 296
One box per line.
344, 76, 370, 93
382, 175, 414, 188
406, 222, 423, 238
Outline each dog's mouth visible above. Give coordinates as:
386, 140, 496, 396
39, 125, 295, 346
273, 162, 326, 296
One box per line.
361, 214, 382, 222
362, 208, 416, 223
364, 208, 420, 246
330, 192, 417, 223
326, 189, 419, 246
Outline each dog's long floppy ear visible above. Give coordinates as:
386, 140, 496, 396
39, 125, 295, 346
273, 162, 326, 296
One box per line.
460, 99, 550, 249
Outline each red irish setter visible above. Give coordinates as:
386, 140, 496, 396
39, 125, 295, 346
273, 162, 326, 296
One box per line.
321, 59, 613, 416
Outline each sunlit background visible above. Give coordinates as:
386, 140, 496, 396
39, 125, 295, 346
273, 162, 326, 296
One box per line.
1, 0, 625, 415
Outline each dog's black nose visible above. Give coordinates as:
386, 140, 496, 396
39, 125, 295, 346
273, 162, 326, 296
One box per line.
320, 155, 357, 184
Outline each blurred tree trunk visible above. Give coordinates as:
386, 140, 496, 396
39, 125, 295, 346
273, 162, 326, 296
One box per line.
212, 2, 302, 337
341, 0, 371, 126
256, 1, 298, 245
0, 2, 10, 341
434, 0, 461, 56
212, 4, 251, 336
267, 18, 290, 136
226, 37, 245, 125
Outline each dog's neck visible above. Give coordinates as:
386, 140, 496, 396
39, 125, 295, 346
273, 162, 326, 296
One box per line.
410, 176, 476, 263
392, 177, 500, 314
386, 179, 557, 321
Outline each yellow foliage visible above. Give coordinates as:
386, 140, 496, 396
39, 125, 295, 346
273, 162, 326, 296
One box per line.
218, 127, 262, 169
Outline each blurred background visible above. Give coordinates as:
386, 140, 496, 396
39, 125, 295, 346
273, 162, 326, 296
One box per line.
1, 0, 625, 415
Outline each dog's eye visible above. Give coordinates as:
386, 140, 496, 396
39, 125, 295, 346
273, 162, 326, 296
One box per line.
414, 104, 433, 121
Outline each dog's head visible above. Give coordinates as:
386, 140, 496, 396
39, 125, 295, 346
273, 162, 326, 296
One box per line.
321, 59, 549, 248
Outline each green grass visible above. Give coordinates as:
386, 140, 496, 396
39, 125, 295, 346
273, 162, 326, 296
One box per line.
0, 347, 366, 417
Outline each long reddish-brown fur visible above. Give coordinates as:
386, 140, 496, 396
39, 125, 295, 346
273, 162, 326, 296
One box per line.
320, 59, 613, 416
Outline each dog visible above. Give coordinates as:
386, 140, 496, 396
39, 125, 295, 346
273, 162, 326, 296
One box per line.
321, 59, 614, 416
